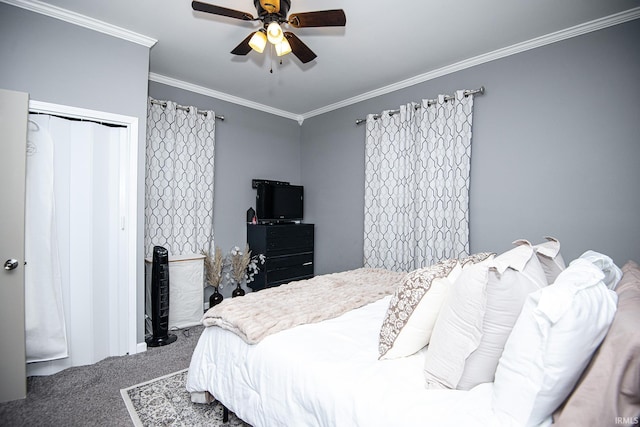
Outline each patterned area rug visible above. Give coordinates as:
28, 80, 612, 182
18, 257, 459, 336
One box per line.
120, 369, 250, 426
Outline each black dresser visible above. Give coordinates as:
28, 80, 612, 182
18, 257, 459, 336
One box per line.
247, 223, 314, 291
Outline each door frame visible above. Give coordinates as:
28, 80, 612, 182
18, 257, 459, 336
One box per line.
29, 100, 139, 357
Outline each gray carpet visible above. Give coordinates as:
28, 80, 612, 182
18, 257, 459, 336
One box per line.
0, 326, 211, 427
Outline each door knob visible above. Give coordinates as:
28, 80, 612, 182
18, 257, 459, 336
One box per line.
4, 259, 19, 270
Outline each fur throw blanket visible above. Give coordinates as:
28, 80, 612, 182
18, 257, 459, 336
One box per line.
201, 268, 405, 344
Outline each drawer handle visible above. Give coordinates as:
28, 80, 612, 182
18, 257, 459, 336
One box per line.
302, 262, 313, 266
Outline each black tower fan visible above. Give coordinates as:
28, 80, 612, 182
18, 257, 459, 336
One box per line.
146, 246, 177, 347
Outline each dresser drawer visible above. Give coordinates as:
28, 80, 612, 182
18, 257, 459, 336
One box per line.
266, 252, 313, 272
265, 226, 313, 256
267, 263, 314, 284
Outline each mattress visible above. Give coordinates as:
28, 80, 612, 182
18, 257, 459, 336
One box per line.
185, 295, 519, 427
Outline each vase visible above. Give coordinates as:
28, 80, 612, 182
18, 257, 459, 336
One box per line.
209, 287, 223, 308
232, 282, 245, 298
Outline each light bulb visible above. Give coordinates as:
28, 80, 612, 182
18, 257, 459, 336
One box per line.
266, 22, 284, 45
275, 38, 292, 57
249, 31, 267, 53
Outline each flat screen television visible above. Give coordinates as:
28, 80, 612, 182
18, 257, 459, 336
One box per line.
256, 183, 303, 223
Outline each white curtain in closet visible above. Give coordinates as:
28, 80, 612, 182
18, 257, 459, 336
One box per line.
363, 90, 475, 271
26, 114, 125, 369
25, 118, 67, 363
144, 98, 216, 258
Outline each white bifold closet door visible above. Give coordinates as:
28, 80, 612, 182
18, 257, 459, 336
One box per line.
26, 113, 127, 376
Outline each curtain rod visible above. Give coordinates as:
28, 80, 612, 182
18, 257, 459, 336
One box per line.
29, 111, 126, 128
150, 99, 225, 121
355, 86, 484, 125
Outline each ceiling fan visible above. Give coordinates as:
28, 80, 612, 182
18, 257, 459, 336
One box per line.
192, 0, 346, 64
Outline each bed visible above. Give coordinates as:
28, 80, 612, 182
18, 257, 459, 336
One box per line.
186, 241, 640, 427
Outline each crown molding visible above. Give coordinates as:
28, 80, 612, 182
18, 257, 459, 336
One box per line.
300, 7, 640, 121
150, 8, 639, 123
1, 0, 157, 47
148, 73, 303, 123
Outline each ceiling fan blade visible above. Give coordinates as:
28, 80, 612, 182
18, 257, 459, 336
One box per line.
192, 1, 254, 21
284, 32, 317, 64
288, 10, 346, 28
231, 32, 255, 55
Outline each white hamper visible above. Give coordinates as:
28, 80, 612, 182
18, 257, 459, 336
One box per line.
145, 253, 204, 331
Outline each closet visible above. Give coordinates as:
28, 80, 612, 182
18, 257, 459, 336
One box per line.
25, 101, 138, 376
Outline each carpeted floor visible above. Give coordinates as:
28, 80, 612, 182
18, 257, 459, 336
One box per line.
0, 326, 207, 427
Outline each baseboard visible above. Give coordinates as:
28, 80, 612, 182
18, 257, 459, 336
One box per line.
136, 342, 147, 354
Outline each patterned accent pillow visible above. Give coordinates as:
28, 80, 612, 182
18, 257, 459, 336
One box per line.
460, 252, 498, 268
378, 252, 494, 360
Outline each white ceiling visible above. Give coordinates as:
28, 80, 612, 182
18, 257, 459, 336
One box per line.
8, 0, 640, 121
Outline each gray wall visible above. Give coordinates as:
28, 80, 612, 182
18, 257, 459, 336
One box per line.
3, 1, 639, 344
148, 82, 302, 297
0, 3, 150, 342
301, 18, 640, 273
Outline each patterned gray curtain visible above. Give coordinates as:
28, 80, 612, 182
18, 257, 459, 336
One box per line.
144, 98, 216, 257
364, 90, 475, 271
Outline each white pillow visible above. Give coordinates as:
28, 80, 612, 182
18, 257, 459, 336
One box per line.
456, 243, 548, 390
579, 250, 623, 290
492, 258, 618, 426
378, 258, 461, 359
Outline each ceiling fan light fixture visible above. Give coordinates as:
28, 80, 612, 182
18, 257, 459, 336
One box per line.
249, 30, 267, 53
275, 38, 292, 57
266, 22, 284, 44
192, 1, 346, 63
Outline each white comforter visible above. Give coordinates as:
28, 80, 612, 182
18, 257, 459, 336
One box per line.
186, 296, 504, 427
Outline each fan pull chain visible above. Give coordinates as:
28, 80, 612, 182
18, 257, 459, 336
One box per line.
269, 43, 274, 73
267, 44, 283, 73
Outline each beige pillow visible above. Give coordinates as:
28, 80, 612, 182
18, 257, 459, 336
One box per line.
514, 237, 566, 284
424, 243, 546, 390
422, 255, 495, 389
457, 243, 548, 390
378, 258, 461, 359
